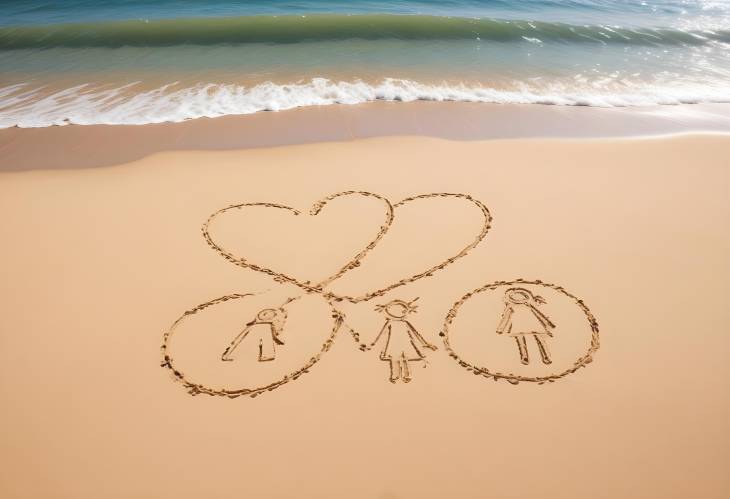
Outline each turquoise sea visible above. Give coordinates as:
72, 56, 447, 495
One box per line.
1, 0, 729, 127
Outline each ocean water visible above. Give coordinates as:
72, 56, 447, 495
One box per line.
1, 0, 729, 127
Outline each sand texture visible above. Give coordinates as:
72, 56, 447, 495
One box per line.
0, 135, 728, 498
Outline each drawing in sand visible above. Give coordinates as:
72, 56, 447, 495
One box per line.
162, 192, 600, 396
363, 298, 437, 383
202, 191, 492, 304
222, 307, 287, 362
495, 288, 555, 365
164, 191, 493, 397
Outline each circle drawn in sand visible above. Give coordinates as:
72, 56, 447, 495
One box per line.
161, 293, 343, 398
441, 279, 600, 384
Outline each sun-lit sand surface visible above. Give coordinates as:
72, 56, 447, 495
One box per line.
0, 135, 728, 498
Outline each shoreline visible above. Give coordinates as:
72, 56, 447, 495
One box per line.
2, 101, 730, 171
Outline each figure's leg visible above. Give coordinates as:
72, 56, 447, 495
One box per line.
533, 335, 552, 365
258, 338, 276, 362
389, 359, 400, 383
515, 336, 529, 365
401, 356, 412, 383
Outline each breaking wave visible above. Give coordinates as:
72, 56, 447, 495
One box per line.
3, 78, 730, 128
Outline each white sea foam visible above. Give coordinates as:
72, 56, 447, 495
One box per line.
1, 78, 729, 128
521, 36, 543, 44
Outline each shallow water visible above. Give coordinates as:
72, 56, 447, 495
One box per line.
1, 0, 729, 127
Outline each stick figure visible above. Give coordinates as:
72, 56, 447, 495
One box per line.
222, 307, 286, 362
496, 288, 555, 365
364, 298, 437, 383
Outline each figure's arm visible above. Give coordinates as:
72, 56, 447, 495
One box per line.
406, 321, 437, 350
495, 306, 513, 335
530, 305, 556, 335
531, 305, 555, 328
271, 323, 285, 345
362, 322, 389, 351
221, 323, 253, 361
274, 311, 289, 345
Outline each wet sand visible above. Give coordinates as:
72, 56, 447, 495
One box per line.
0, 134, 728, 499
2, 101, 730, 171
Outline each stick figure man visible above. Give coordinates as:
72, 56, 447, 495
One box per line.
365, 298, 437, 383
496, 288, 555, 365
222, 307, 286, 362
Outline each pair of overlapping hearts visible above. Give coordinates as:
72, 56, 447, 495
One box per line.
201, 191, 492, 303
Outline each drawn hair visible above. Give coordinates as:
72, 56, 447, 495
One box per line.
270, 308, 287, 331
375, 297, 420, 314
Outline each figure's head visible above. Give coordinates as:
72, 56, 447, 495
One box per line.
256, 308, 279, 322
504, 288, 546, 306
376, 298, 419, 319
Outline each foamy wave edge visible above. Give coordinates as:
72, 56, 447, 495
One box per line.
2, 78, 730, 128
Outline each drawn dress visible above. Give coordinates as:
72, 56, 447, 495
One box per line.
222, 317, 284, 362
496, 302, 555, 337
249, 322, 282, 361
379, 319, 425, 361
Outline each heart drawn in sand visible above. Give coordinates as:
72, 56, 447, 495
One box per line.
202, 191, 492, 303
202, 190, 394, 292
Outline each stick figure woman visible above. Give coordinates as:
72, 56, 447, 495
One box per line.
496, 288, 555, 365
221, 307, 286, 362
365, 298, 437, 383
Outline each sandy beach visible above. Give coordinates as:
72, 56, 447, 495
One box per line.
1, 133, 728, 498
3, 0, 730, 496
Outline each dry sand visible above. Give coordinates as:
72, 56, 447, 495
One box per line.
0, 135, 729, 498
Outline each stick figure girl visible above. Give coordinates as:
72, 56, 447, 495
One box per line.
221, 307, 286, 362
365, 298, 437, 383
496, 288, 555, 365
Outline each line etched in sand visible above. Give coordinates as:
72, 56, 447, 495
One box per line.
441, 279, 600, 385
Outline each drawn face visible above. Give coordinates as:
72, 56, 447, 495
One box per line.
506, 289, 531, 305
257, 308, 278, 322
385, 302, 409, 318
